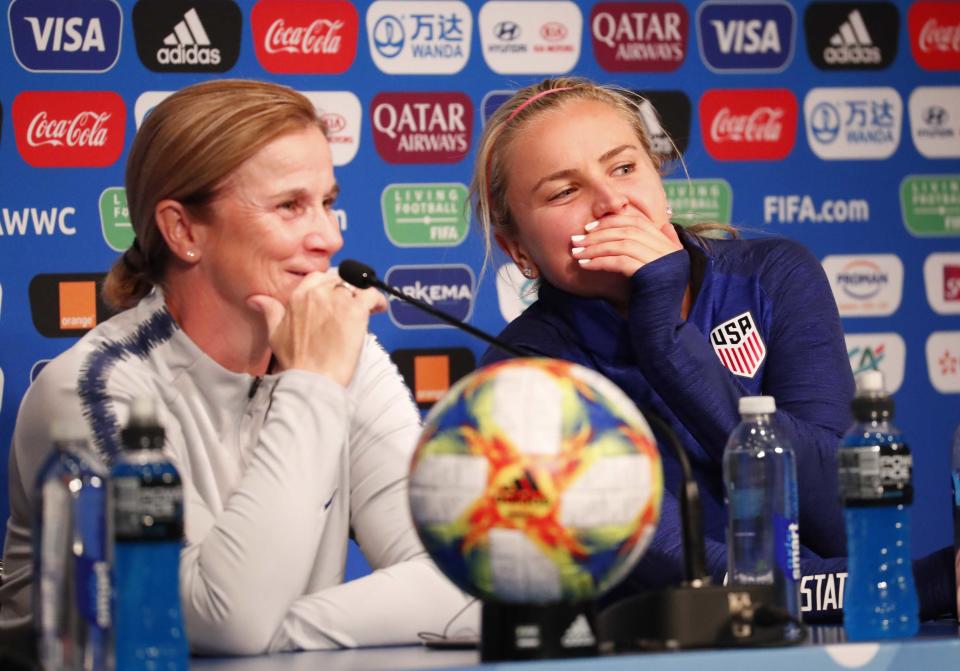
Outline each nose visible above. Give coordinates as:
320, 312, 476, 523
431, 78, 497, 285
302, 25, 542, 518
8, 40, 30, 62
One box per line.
304, 208, 343, 256
590, 181, 629, 220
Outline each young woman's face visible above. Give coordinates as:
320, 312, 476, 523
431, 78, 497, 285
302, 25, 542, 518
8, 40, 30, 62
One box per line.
501, 98, 676, 299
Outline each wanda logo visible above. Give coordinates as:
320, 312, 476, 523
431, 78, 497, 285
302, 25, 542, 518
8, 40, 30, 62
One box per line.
13, 91, 125, 167
540, 22, 567, 41
700, 89, 797, 160
321, 112, 346, 133
909, 1, 960, 70
252, 0, 358, 73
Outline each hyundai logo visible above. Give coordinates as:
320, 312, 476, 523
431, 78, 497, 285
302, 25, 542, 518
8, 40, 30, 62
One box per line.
924, 105, 948, 127
494, 21, 521, 41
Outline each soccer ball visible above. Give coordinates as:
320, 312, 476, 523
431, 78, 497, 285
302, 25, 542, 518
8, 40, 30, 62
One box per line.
408, 358, 663, 604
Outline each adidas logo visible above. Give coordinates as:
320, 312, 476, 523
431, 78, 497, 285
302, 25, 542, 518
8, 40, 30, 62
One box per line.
560, 614, 596, 649
495, 469, 549, 506
156, 8, 221, 65
823, 9, 881, 64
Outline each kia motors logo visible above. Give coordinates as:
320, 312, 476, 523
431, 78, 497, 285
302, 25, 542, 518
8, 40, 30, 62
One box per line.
384, 265, 476, 329
371, 92, 472, 164
804, 87, 902, 160
541, 22, 567, 41
923, 253, 960, 314
9, 0, 123, 72
390, 347, 475, 409
804, 2, 898, 71
591, 2, 688, 72
909, 1, 960, 70
252, 0, 358, 74
301, 91, 362, 166
700, 89, 797, 161
909, 87, 960, 158
132, 0, 241, 73
478, 2, 582, 74
697, 0, 795, 72
29, 273, 117, 337
365, 1, 471, 75
13, 91, 125, 167
494, 21, 521, 41
823, 254, 903, 317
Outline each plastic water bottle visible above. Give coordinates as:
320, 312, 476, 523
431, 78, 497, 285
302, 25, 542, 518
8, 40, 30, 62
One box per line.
112, 399, 189, 670
723, 396, 801, 621
838, 370, 918, 640
33, 421, 112, 671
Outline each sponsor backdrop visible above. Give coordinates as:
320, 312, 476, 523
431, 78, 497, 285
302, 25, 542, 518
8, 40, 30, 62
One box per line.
1, 0, 959, 581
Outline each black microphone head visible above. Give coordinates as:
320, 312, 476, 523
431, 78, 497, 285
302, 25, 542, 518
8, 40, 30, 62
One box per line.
338, 259, 377, 289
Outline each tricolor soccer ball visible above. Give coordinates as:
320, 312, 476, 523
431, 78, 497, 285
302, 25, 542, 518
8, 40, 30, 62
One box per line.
408, 358, 663, 604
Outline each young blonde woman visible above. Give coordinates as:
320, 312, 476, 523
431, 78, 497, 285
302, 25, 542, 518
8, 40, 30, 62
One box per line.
471, 77, 954, 621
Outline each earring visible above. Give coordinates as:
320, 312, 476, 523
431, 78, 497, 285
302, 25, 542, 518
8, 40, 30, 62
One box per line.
665, 205, 674, 217
522, 267, 535, 279
186, 250, 197, 259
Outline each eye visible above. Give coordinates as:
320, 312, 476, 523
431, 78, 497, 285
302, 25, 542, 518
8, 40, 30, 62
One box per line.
613, 162, 635, 176
278, 199, 302, 213
547, 186, 576, 202
322, 196, 337, 210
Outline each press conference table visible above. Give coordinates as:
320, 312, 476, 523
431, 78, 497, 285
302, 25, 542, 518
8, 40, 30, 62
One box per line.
192, 623, 960, 671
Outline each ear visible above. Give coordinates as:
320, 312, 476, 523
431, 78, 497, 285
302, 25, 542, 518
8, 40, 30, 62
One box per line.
155, 199, 205, 263
495, 232, 539, 278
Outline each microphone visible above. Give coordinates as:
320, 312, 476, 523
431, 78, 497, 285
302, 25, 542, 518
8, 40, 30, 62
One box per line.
338, 259, 529, 358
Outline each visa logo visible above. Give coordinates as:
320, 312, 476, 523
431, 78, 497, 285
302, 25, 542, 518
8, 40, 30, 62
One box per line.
1, 208, 76, 236
9, 0, 122, 73
697, 1, 794, 72
24, 16, 106, 52
709, 19, 781, 54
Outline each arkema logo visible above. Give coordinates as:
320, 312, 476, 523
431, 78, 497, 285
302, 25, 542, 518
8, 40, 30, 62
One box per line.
371, 92, 472, 164
478, 2, 581, 74
133, 0, 241, 73
591, 2, 688, 72
385, 265, 475, 329
366, 1, 471, 75
700, 88, 797, 161
822, 254, 903, 317
697, 1, 795, 73
252, 0, 358, 74
804, 87, 902, 160
13, 91, 125, 168
9, 0, 122, 72
804, 3, 898, 70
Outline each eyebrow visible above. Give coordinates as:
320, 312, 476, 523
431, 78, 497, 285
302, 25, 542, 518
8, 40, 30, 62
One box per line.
530, 144, 638, 193
271, 182, 340, 202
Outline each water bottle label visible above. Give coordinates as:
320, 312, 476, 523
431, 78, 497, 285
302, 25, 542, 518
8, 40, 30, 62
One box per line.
838, 443, 913, 506
114, 475, 184, 541
75, 557, 111, 628
774, 515, 801, 581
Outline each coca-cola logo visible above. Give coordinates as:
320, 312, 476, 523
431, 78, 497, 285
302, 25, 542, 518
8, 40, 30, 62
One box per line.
540, 22, 567, 41
13, 91, 125, 167
700, 89, 797, 160
321, 112, 346, 133
371, 92, 473, 164
591, 3, 688, 72
909, 1, 960, 70
252, 0, 358, 74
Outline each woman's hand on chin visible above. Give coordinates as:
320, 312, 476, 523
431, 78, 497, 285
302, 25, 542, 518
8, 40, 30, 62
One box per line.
246, 273, 386, 387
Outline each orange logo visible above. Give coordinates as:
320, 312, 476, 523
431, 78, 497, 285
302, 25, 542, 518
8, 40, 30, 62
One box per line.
59, 281, 96, 330
414, 354, 449, 404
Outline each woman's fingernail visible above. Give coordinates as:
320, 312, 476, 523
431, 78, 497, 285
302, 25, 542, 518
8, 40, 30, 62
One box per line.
571, 234, 585, 243
584, 221, 599, 231
578, 258, 592, 265
571, 247, 585, 255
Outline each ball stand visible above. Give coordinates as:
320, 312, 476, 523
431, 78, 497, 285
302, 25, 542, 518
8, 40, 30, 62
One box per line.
480, 599, 598, 662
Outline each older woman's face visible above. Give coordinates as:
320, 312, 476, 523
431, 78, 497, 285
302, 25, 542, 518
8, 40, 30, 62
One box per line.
501, 98, 674, 300
197, 125, 342, 309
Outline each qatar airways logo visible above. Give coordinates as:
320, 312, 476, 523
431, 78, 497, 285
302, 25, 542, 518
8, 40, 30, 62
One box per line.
13, 91, 125, 167
371, 93, 472, 164
590, 2, 688, 72
700, 89, 797, 160
909, 2, 960, 70
252, 1, 358, 73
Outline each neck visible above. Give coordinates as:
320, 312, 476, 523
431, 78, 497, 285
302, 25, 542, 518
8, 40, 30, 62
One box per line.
163, 274, 272, 376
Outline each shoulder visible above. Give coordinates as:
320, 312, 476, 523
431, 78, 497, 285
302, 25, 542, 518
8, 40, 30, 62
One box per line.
481, 301, 574, 366
706, 235, 826, 290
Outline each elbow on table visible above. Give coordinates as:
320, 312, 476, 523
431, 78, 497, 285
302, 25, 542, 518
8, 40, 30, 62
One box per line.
184, 609, 283, 657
